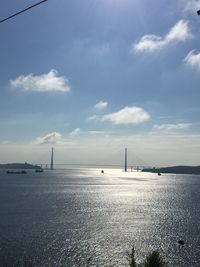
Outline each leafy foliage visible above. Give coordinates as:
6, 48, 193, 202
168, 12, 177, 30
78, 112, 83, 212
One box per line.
127, 246, 137, 267
141, 250, 167, 267
1, 246, 168, 267
127, 246, 168, 267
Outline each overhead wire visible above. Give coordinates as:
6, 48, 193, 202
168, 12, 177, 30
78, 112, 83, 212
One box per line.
0, 0, 48, 24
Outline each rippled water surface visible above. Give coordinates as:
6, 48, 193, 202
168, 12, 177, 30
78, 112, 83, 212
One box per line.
0, 168, 200, 266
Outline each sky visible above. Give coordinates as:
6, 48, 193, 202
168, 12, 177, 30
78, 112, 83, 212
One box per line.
1, 0, 200, 166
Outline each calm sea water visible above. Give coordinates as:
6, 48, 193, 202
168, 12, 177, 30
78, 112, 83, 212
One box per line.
0, 168, 199, 266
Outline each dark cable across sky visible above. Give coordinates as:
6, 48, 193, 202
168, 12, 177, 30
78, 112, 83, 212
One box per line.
0, 0, 48, 24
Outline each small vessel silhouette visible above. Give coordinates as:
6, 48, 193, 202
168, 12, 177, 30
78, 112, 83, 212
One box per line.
178, 240, 184, 245
35, 168, 43, 173
7, 170, 27, 174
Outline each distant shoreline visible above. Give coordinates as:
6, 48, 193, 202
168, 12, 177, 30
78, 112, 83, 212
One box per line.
142, 165, 200, 175
0, 163, 41, 170
1, 163, 200, 175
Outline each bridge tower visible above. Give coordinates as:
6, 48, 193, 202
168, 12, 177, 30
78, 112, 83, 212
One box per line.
50, 146, 54, 170
125, 147, 128, 172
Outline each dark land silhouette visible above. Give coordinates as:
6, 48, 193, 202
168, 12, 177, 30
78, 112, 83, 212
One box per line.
0, 163, 41, 170
142, 165, 200, 175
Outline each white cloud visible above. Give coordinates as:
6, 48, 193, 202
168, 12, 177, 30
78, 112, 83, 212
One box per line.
87, 115, 100, 121
132, 20, 191, 52
133, 35, 165, 52
165, 20, 191, 42
184, 50, 200, 71
10, 69, 70, 92
153, 123, 191, 131
181, 0, 200, 13
87, 130, 109, 135
101, 106, 150, 125
70, 128, 81, 136
1, 140, 11, 145
94, 100, 108, 109
35, 132, 62, 144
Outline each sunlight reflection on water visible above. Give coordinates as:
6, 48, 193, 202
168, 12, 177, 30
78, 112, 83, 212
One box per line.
0, 168, 200, 266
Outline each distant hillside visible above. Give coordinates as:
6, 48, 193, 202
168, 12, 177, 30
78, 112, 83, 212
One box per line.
142, 165, 200, 175
0, 163, 41, 169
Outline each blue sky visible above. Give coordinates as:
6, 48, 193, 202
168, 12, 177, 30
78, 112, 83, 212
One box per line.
1, 0, 200, 166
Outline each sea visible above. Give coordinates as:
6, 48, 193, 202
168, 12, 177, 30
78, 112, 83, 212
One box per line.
0, 168, 199, 267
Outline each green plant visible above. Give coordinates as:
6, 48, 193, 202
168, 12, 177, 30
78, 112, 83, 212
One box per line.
142, 250, 167, 267
127, 246, 137, 267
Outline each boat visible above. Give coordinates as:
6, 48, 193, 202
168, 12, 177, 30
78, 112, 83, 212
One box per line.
35, 168, 43, 173
7, 170, 27, 174
7, 171, 20, 174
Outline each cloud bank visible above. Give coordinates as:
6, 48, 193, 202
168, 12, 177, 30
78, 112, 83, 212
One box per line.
132, 20, 191, 52
2, 132, 200, 166
10, 69, 71, 92
153, 123, 191, 131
